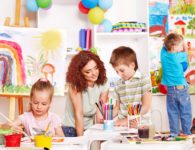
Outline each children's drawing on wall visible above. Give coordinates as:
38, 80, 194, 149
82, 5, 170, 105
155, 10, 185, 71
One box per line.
169, 15, 195, 38
0, 27, 66, 95
169, 0, 195, 93
149, 0, 169, 37
185, 39, 195, 93
169, 0, 195, 15
149, 37, 164, 94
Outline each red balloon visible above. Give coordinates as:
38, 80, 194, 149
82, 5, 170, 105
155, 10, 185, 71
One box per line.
158, 84, 167, 94
79, 1, 90, 14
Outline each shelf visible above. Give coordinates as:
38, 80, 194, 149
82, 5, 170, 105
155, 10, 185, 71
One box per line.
95, 32, 149, 39
65, 52, 78, 57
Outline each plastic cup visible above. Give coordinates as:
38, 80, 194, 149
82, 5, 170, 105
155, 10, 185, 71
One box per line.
149, 123, 155, 139
34, 135, 52, 149
104, 120, 114, 131
4, 134, 22, 147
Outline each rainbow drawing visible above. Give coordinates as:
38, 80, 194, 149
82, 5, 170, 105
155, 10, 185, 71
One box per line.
0, 40, 26, 86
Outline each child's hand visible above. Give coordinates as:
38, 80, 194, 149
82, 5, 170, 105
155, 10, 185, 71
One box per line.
114, 118, 127, 127
10, 124, 24, 134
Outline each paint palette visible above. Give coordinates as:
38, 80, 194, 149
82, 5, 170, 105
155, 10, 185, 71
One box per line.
21, 136, 89, 145
21, 136, 65, 144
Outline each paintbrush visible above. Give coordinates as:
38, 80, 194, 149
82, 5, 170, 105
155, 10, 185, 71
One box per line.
0, 112, 32, 141
6, 147, 49, 150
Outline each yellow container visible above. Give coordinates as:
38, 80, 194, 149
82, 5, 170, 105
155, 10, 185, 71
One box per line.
34, 135, 52, 149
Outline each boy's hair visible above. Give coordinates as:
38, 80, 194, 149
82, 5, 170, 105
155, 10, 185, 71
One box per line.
109, 46, 138, 71
164, 33, 183, 51
30, 78, 54, 100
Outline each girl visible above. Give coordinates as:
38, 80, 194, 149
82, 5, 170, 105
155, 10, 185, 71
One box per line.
2, 78, 64, 137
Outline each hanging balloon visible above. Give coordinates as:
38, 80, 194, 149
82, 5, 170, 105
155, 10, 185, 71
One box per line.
37, 0, 52, 8
98, 0, 113, 10
100, 19, 112, 32
43, 1, 52, 10
88, 7, 104, 24
25, 0, 39, 12
82, 0, 98, 9
78, 1, 90, 14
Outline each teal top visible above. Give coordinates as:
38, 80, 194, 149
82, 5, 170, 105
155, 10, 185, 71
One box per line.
62, 81, 109, 130
161, 46, 188, 86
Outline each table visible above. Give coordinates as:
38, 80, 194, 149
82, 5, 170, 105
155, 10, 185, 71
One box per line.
0, 136, 89, 150
85, 124, 194, 150
101, 138, 194, 150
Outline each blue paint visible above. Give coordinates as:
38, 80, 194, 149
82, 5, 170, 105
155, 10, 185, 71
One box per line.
0, 33, 11, 38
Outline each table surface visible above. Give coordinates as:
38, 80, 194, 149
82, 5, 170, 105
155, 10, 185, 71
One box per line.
0, 136, 89, 150
101, 138, 194, 150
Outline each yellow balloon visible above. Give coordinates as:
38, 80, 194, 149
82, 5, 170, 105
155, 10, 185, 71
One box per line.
88, 7, 104, 24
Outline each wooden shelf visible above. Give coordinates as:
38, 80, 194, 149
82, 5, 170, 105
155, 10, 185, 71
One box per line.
95, 32, 148, 39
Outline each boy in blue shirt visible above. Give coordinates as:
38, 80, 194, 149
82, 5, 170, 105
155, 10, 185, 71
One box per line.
161, 33, 192, 135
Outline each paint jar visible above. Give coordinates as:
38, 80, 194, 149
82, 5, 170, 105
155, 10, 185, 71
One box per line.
128, 115, 141, 130
34, 135, 52, 149
138, 125, 149, 138
4, 134, 22, 147
104, 120, 114, 131
0, 129, 13, 145
149, 123, 155, 139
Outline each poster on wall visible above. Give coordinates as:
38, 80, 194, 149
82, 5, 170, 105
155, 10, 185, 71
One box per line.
149, 0, 195, 94
149, 0, 169, 37
0, 26, 66, 95
169, 0, 195, 93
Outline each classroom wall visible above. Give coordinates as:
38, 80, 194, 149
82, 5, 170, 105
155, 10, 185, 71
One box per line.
0, 0, 195, 132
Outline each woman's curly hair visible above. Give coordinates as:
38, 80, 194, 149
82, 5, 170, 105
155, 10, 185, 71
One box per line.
66, 51, 107, 92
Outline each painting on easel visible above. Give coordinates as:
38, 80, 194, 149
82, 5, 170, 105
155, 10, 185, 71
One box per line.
0, 26, 66, 95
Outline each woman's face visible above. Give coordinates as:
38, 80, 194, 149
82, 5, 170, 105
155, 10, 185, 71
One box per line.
81, 60, 99, 85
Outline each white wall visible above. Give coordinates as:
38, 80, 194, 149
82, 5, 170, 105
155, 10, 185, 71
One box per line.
0, 0, 195, 133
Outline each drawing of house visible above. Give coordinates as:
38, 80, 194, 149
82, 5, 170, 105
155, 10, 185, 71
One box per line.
174, 20, 186, 35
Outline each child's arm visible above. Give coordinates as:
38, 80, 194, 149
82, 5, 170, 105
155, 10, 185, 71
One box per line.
113, 100, 120, 118
114, 118, 127, 126
140, 91, 152, 116
113, 101, 127, 126
54, 126, 65, 137
1, 118, 23, 134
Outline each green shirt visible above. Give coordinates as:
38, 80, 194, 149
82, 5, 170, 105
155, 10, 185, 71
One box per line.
62, 81, 109, 130
114, 71, 152, 125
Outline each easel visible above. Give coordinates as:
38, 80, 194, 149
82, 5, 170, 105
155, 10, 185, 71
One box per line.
4, 0, 30, 27
1, 0, 30, 121
0, 94, 29, 121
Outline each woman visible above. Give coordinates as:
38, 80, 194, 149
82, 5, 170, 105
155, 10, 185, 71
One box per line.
62, 51, 109, 137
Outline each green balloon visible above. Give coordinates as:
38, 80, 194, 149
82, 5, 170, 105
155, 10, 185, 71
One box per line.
88, 7, 104, 24
37, 0, 52, 8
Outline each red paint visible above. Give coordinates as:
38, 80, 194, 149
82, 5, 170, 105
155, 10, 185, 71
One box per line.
4, 134, 22, 147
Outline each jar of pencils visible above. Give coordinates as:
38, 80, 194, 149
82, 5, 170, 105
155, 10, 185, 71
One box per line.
128, 115, 141, 130
103, 104, 114, 131
127, 103, 142, 131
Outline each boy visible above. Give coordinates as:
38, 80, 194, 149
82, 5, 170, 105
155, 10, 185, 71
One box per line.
110, 46, 152, 126
161, 32, 192, 135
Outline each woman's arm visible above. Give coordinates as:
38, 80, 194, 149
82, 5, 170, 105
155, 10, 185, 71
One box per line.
55, 126, 65, 137
69, 86, 84, 136
140, 91, 152, 116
